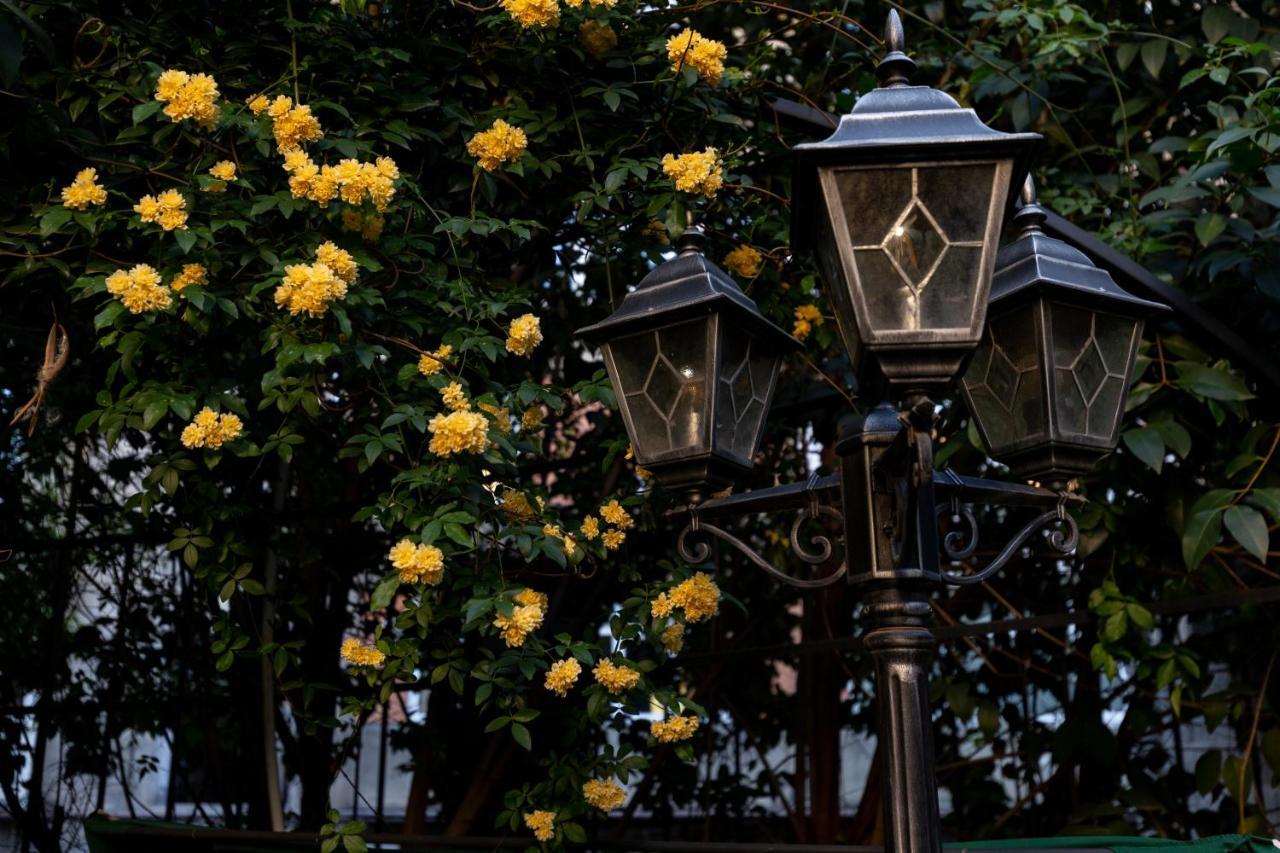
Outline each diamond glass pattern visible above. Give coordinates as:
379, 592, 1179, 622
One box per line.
714, 331, 778, 462
1050, 304, 1136, 440
609, 319, 708, 458
960, 304, 1045, 451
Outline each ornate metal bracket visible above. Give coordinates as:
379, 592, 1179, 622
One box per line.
936, 497, 1080, 586
676, 475, 847, 589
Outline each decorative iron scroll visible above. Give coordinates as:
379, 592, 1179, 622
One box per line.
677, 503, 847, 589
936, 501, 1079, 586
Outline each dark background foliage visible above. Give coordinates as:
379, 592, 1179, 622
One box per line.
1, 0, 1279, 850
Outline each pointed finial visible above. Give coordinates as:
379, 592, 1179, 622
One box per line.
678, 222, 707, 256
1012, 174, 1047, 234
875, 9, 916, 87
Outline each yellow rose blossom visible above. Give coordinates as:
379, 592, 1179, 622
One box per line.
478, 402, 511, 434
387, 538, 445, 585
494, 595, 545, 647
521, 407, 543, 432
180, 407, 243, 449
661, 622, 685, 653
154, 69, 220, 127
793, 304, 824, 340
651, 593, 674, 619
266, 95, 323, 153
592, 658, 640, 694
427, 410, 490, 456
506, 313, 543, 356
666, 30, 728, 86
274, 262, 347, 317
209, 160, 237, 182
523, 810, 556, 843
60, 168, 107, 209
651, 715, 700, 743
361, 214, 385, 241
641, 219, 670, 245
466, 119, 528, 172
669, 572, 720, 622
171, 263, 208, 292
662, 148, 723, 198
418, 344, 453, 377
315, 241, 359, 285
602, 529, 625, 550
580, 515, 600, 540
599, 499, 633, 529
501, 489, 539, 523
340, 638, 386, 668
134, 189, 188, 231
544, 658, 582, 697
582, 778, 627, 811
724, 244, 763, 278
501, 0, 558, 28
246, 93, 270, 114
578, 20, 618, 57
440, 382, 470, 412
105, 263, 172, 314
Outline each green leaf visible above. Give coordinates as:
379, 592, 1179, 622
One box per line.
1223, 504, 1268, 561
1174, 363, 1254, 401
1182, 505, 1225, 570
39, 206, 72, 236
341, 836, 367, 853
1194, 213, 1227, 246
1247, 487, 1280, 523
174, 228, 197, 255
510, 722, 531, 750
1202, 6, 1234, 43
132, 99, 163, 124
370, 572, 401, 611
562, 822, 587, 844
1140, 40, 1167, 78
1122, 427, 1164, 472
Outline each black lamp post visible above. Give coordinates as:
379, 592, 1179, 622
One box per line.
577, 11, 1163, 853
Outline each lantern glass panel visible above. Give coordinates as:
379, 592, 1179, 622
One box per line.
825, 161, 1002, 336
1049, 304, 1141, 441
961, 303, 1047, 452
607, 319, 709, 461
713, 328, 779, 462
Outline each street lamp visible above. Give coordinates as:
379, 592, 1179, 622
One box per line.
577, 225, 799, 496
961, 178, 1168, 484
576, 12, 1163, 853
791, 10, 1040, 392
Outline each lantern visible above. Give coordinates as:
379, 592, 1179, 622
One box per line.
791, 11, 1040, 392
577, 227, 800, 494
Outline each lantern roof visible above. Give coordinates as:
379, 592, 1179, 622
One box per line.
576, 225, 800, 352
791, 10, 1040, 253
991, 178, 1169, 318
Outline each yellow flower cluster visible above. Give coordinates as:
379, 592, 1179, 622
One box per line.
105, 263, 172, 314
441, 382, 470, 412
666, 30, 728, 86
521, 407, 544, 432
246, 93, 271, 114
662, 148, 723, 198
493, 588, 547, 647
592, 658, 640, 694
580, 515, 600, 540
501, 0, 558, 28
341, 638, 386, 667
652, 572, 721, 623
205, 160, 237, 192
154, 69, 220, 127
388, 538, 446, 585
467, 119, 528, 172
523, 810, 556, 843
418, 344, 453, 377
284, 153, 399, 212
171, 263, 207, 292
724, 245, 763, 278
342, 209, 385, 242
180, 407, 244, 449
275, 242, 357, 317
501, 488, 539, 522
582, 778, 626, 811
579, 21, 617, 57
506, 313, 543, 356
61, 168, 107, 209
651, 715, 700, 743
661, 622, 685, 653
134, 189, 188, 231
595, 499, 633, 549
478, 402, 511, 434
265, 95, 323, 153
427, 410, 490, 456
793, 304, 824, 340
544, 657, 582, 697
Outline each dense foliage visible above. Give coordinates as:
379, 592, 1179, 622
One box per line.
2, 0, 1279, 850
